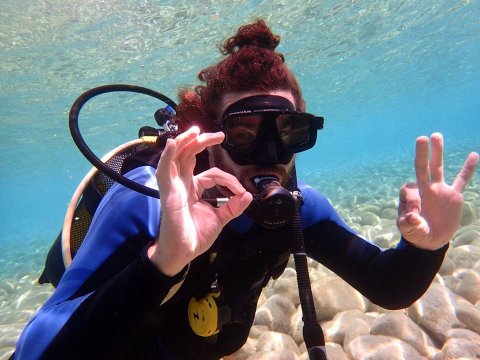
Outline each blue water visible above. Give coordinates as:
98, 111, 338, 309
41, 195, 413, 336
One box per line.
1, 1, 479, 280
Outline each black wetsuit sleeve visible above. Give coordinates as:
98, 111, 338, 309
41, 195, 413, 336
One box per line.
41, 245, 187, 360
304, 220, 447, 309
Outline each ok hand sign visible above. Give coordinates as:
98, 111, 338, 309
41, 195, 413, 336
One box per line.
397, 133, 478, 250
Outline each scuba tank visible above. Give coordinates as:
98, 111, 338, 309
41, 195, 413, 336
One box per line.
39, 85, 179, 286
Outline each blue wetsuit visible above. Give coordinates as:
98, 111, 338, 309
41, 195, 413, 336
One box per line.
14, 166, 447, 360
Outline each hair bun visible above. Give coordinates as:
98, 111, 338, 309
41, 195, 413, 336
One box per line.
221, 19, 280, 55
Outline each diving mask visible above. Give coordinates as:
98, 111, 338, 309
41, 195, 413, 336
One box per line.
221, 95, 324, 165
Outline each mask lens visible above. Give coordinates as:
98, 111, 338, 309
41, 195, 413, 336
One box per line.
276, 114, 313, 149
223, 114, 264, 152
223, 111, 318, 155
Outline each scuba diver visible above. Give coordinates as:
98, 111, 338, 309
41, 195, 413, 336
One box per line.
12, 19, 479, 360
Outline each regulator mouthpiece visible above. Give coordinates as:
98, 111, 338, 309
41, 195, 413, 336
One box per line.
247, 176, 296, 229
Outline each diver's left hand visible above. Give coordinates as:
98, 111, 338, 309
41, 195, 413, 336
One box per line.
397, 133, 479, 250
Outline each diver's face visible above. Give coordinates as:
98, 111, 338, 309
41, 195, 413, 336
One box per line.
208, 90, 296, 193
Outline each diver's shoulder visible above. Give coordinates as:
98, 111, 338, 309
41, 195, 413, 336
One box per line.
298, 180, 337, 220
123, 165, 158, 188
97, 165, 159, 215
298, 181, 327, 200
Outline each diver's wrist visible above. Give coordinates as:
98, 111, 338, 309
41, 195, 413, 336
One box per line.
147, 242, 189, 277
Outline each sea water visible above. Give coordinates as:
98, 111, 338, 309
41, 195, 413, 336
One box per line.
0, 0, 479, 357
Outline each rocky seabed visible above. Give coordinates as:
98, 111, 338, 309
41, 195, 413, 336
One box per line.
1, 187, 479, 360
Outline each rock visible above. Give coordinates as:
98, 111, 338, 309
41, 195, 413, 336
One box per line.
342, 318, 371, 346
345, 335, 425, 360
356, 204, 382, 216
366, 299, 404, 314
446, 328, 480, 343
254, 295, 296, 334
370, 312, 434, 357
0, 349, 15, 360
456, 270, 480, 304
257, 292, 267, 308
447, 245, 480, 270
381, 207, 398, 220
437, 337, 480, 360
461, 202, 476, 226
439, 275, 461, 293
360, 211, 380, 226
407, 283, 463, 344
311, 276, 367, 321
249, 325, 270, 339
255, 331, 300, 355
452, 229, 480, 247
289, 307, 304, 344
364, 312, 381, 324
325, 342, 349, 360
462, 191, 478, 202
438, 256, 455, 276
455, 224, 480, 240
455, 298, 480, 334
272, 276, 300, 306
245, 349, 299, 360
373, 233, 394, 248
364, 227, 382, 242
322, 310, 368, 343
281, 268, 297, 278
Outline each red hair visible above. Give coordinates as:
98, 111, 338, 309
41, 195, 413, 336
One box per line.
175, 19, 305, 132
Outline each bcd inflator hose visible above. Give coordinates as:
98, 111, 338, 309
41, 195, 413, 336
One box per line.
68, 84, 178, 199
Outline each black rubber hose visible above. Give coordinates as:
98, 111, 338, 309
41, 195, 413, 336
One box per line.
68, 84, 177, 199
291, 206, 327, 360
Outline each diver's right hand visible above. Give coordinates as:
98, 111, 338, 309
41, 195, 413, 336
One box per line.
148, 126, 252, 276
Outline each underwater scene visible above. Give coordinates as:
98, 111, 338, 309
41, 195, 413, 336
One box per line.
1, 1, 479, 359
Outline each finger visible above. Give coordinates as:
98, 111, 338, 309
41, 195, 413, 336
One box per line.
429, 133, 444, 183
415, 136, 430, 189
177, 132, 225, 181
156, 138, 178, 184
178, 131, 225, 161
195, 167, 247, 195
397, 212, 429, 242
398, 183, 421, 215
452, 151, 479, 193
173, 126, 201, 154
179, 154, 197, 184
156, 140, 185, 206
216, 192, 253, 225
405, 212, 423, 226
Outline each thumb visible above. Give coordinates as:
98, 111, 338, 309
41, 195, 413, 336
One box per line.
398, 212, 429, 242
397, 212, 422, 232
217, 191, 253, 226
404, 212, 423, 225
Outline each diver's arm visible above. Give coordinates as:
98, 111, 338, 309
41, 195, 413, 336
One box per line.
13, 243, 187, 360
299, 184, 445, 309
301, 133, 477, 309
42, 246, 187, 359
14, 167, 177, 360
304, 221, 447, 309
